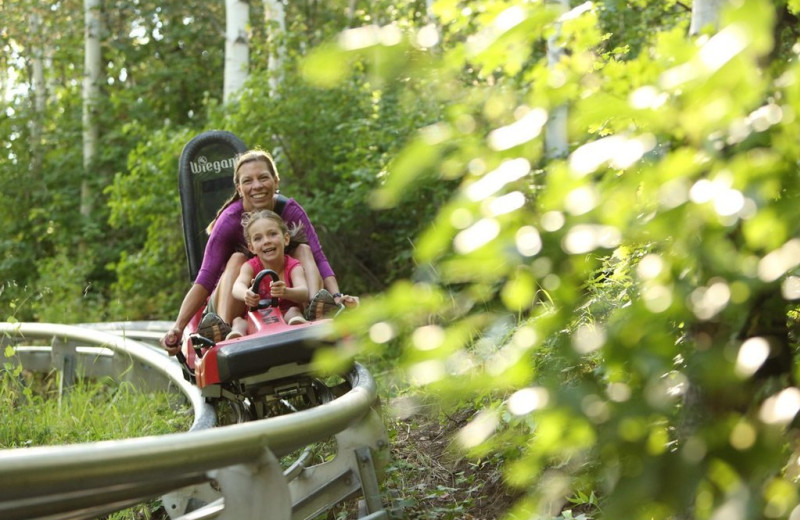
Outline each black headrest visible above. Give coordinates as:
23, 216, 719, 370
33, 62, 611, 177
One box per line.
178, 131, 248, 281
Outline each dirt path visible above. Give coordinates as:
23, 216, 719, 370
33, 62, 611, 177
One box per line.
379, 406, 520, 520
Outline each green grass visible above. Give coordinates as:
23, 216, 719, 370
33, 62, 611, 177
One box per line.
1, 355, 192, 520
1, 371, 192, 449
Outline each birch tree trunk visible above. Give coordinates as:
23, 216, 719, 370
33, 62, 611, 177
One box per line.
689, 0, 723, 35
264, 0, 286, 94
224, 0, 250, 103
30, 15, 46, 116
545, 0, 569, 159
82, 0, 101, 219
30, 11, 46, 185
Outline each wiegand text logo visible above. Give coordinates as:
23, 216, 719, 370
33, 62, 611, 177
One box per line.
190, 155, 236, 175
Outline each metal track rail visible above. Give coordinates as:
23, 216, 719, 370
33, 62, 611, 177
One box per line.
0, 322, 388, 520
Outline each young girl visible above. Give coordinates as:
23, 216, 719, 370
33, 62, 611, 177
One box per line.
227, 210, 309, 339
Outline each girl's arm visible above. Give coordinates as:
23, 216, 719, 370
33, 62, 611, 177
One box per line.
281, 265, 309, 305
232, 263, 259, 308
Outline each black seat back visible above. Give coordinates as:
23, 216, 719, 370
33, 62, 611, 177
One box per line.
178, 131, 248, 281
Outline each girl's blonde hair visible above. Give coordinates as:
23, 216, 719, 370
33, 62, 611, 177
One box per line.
206, 149, 280, 234
241, 210, 307, 252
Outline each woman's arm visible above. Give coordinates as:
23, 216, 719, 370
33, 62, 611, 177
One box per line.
281, 199, 358, 308
281, 200, 335, 279
195, 202, 244, 292
322, 276, 341, 296
160, 283, 210, 354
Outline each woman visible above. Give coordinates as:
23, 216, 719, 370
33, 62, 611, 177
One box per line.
160, 149, 357, 354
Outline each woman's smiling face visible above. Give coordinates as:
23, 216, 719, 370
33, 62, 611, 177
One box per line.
236, 159, 277, 212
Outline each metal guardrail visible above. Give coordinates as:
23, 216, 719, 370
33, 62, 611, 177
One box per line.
1, 322, 213, 430
0, 322, 389, 520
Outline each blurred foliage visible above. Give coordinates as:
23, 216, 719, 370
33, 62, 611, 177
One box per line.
307, 0, 800, 518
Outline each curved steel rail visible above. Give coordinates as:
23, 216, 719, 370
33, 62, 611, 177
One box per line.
0, 321, 213, 430
0, 322, 388, 520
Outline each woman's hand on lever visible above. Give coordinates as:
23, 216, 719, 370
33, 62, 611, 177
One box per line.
160, 326, 183, 356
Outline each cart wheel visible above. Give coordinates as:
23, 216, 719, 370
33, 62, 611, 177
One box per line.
215, 398, 251, 425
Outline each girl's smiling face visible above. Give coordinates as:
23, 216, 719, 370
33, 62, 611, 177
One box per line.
247, 217, 289, 265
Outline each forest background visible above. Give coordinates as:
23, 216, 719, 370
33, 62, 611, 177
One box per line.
5, 0, 800, 519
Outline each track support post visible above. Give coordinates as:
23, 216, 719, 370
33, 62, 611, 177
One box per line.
355, 446, 387, 518
211, 447, 291, 520
51, 336, 78, 400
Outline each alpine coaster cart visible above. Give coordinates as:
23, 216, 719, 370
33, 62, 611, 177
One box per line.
162, 131, 389, 520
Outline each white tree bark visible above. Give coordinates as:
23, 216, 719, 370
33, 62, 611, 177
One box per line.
690, 0, 723, 35
224, 0, 250, 103
545, 0, 569, 159
30, 15, 46, 116
264, 0, 286, 94
82, 0, 101, 218
30, 11, 46, 177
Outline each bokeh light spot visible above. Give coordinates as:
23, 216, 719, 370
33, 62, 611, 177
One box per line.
508, 387, 549, 415
607, 382, 631, 402
782, 276, 800, 300
564, 185, 599, 215
412, 324, 445, 351
450, 208, 473, 229
562, 224, 621, 254
515, 226, 542, 257
630, 85, 668, 109
643, 284, 673, 313
541, 211, 565, 232
369, 321, 395, 343
758, 239, 800, 282
416, 23, 439, 48
465, 158, 531, 201
735, 337, 770, 378
572, 323, 605, 354
569, 134, 655, 175
454, 218, 500, 253
408, 360, 445, 386
637, 254, 665, 280
488, 107, 548, 151
729, 421, 757, 451
759, 387, 800, 425
689, 280, 731, 320
487, 191, 525, 216
457, 410, 499, 449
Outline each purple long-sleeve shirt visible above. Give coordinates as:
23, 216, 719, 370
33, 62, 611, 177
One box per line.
194, 198, 334, 292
